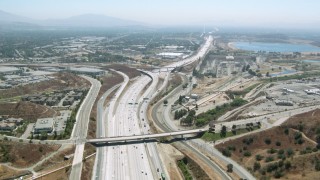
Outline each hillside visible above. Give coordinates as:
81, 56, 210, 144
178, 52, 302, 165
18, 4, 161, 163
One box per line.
216, 109, 320, 179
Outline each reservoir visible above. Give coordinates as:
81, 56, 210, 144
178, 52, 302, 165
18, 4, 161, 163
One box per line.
303, 60, 320, 63
270, 69, 297, 77
232, 42, 320, 53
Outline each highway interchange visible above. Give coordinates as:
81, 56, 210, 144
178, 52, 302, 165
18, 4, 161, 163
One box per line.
89, 36, 214, 180
8, 34, 316, 180
18, 33, 320, 180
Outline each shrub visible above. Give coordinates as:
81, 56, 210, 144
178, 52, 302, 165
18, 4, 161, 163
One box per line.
268, 148, 277, 154
222, 149, 231, 157
227, 146, 236, 151
274, 170, 283, 178
253, 162, 261, 171
315, 160, 320, 171
243, 151, 252, 157
278, 149, 285, 155
265, 156, 274, 162
256, 154, 264, 161
266, 163, 278, 172
285, 161, 291, 170
264, 138, 271, 145
287, 148, 294, 157
275, 141, 281, 146
278, 154, 286, 160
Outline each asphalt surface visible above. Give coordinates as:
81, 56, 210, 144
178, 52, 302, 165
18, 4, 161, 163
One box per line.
92, 83, 121, 180
69, 76, 101, 180
93, 70, 129, 180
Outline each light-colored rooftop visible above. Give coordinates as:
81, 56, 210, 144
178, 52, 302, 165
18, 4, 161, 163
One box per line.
0, 66, 20, 73
35, 118, 54, 129
69, 67, 104, 73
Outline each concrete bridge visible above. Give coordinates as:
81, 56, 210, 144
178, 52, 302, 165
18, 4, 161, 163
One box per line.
86, 128, 207, 144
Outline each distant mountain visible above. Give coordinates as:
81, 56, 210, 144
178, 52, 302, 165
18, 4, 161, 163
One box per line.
0, 9, 144, 29
42, 14, 144, 27
0, 10, 33, 23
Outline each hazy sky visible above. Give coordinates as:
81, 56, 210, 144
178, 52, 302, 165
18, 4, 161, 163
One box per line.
0, 0, 319, 27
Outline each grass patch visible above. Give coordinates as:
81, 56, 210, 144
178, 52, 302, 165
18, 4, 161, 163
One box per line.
177, 158, 193, 180
202, 127, 260, 142
264, 71, 320, 82
226, 83, 261, 98
195, 98, 247, 127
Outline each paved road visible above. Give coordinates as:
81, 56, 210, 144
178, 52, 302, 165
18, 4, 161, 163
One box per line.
93, 70, 129, 180
92, 83, 121, 180
92, 36, 213, 180
69, 76, 101, 180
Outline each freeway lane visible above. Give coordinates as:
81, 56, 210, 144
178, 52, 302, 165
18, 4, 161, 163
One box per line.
105, 76, 154, 180
93, 70, 129, 180
93, 35, 213, 180
69, 76, 101, 180
92, 83, 121, 180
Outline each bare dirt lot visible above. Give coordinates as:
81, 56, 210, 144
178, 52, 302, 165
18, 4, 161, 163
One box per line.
89, 71, 123, 138
0, 72, 90, 99
216, 109, 320, 179
0, 140, 60, 168
33, 145, 74, 172
81, 145, 96, 180
0, 101, 58, 122
105, 64, 141, 79
0, 165, 29, 180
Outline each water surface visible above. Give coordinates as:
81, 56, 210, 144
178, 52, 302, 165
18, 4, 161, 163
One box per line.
233, 42, 320, 53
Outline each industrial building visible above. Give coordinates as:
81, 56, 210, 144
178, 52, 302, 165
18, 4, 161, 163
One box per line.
0, 66, 22, 75
0, 122, 16, 131
68, 67, 105, 77
305, 89, 320, 95
157, 52, 184, 59
275, 99, 294, 106
33, 118, 54, 134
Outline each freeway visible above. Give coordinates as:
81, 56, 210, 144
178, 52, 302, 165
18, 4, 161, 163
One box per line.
105, 75, 154, 179
93, 70, 129, 180
136, 71, 167, 178
92, 83, 121, 180
92, 35, 213, 180
69, 76, 101, 180
87, 128, 206, 143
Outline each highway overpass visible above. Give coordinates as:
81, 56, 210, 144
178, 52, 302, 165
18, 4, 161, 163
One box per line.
86, 128, 207, 144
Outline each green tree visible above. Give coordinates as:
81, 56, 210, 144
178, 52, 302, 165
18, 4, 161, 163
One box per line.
220, 125, 227, 137
266, 72, 270, 77
246, 64, 250, 71
40, 132, 47, 140
163, 99, 168, 105
227, 164, 233, 173
232, 125, 237, 135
